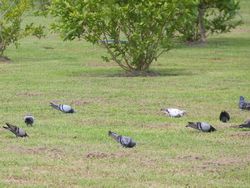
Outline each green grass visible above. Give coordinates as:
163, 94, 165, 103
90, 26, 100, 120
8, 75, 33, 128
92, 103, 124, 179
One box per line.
1, 1, 250, 187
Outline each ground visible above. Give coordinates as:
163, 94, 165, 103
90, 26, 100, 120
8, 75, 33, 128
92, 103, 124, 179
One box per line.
0, 1, 250, 187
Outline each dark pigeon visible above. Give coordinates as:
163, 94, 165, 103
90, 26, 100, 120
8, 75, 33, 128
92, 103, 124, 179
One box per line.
3, 123, 28, 137
186, 122, 216, 132
24, 115, 35, 126
108, 131, 136, 148
50, 102, 75, 113
239, 96, 250, 110
219, 111, 230, 123
238, 119, 250, 128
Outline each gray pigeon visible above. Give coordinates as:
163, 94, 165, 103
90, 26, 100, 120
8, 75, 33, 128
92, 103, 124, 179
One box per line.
50, 102, 75, 113
24, 115, 35, 126
239, 96, 250, 110
238, 119, 250, 128
186, 122, 216, 132
219, 111, 230, 123
108, 131, 136, 148
3, 123, 28, 137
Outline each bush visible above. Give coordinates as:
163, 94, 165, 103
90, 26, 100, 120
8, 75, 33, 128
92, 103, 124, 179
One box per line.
0, 0, 44, 57
50, 0, 195, 72
178, 0, 242, 42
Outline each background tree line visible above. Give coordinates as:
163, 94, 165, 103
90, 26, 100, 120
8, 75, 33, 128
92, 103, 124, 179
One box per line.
0, 0, 241, 73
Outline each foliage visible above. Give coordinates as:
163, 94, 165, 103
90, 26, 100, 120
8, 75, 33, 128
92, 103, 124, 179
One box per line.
178, 0, 242, 42
0, 0, 44, 57
50, 0, 195, 72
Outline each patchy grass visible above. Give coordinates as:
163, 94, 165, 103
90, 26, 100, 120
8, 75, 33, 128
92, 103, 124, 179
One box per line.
0, 1, 250, 187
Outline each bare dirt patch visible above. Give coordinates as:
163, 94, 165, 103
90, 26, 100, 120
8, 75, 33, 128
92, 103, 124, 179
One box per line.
142, 123, 175, 130
230, 131, 250, 138
16, 91, 42, 97
85, 151, 130, 159
176, 154, 204, 161
172, 152, 250, 174
7, 146, 64, 159
71, 99, 91, 106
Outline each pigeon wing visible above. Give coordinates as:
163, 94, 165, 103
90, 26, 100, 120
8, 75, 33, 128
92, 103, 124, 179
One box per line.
119, 136, 133, 147
59, 104, 74, 113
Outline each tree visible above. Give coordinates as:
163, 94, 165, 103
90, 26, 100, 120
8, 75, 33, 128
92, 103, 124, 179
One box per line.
50, 0, 195, 72
0, 0, 44, 58
178, 0, 242, 42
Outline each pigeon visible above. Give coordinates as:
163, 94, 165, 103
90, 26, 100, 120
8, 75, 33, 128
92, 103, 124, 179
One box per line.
238, 119, 250, 128
24, 115, 35, 126
186, 122, 216, 132
219, 111, 230, 123
50, 102, 75, 113
239, 96, 250, 110
161, 108, 186, 118
3, 123, 28, 137
108, 131, 136, 148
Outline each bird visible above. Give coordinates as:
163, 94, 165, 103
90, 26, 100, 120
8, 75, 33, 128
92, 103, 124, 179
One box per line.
161, 108, 186, 118
186, 122, 216, 132
238, 119, 250, 128
24, 115, 35, 126
50, 102, 75, 113
108, 131, 136, 148
239, 96, 250, 110
3, 123, 28, 137
219, 111, 230, 123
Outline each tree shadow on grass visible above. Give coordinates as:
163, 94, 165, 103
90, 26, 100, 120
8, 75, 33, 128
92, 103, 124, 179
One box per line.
0, 56, 12, 63
173, 36, 250, 49
72, 67, 194, 78
111, 68, 194, 77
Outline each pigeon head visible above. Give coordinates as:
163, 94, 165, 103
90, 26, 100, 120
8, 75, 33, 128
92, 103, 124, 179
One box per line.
239, 96, 244, 101
186, 122, 196, 129
160, 108, 169, 114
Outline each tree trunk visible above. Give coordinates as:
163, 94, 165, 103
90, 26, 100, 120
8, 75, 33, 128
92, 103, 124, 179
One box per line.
198, 3, 206, 43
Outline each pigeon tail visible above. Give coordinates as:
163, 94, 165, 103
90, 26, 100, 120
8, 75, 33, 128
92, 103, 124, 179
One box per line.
186, 122, 198, 130
209, 126, 217, 132
3, 126, 9, 130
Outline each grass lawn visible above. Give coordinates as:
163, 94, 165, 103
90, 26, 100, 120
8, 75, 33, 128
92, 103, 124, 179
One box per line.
0, 1, 250, 187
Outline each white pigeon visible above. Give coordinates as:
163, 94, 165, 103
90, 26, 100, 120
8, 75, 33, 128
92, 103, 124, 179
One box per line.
161, 108, 186, 118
